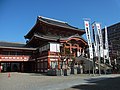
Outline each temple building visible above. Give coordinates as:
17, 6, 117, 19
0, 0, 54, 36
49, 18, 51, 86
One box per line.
0, 16, 87, 73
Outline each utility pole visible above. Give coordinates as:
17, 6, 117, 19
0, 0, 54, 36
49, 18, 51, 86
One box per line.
95, 23, 103, 75
98, 44, 101, 75
92, 22, 96, 75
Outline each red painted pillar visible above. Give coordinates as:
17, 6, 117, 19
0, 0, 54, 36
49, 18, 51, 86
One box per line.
58, 52, 60, 70
48, 51, 50, 69
0, 63, 1, 73
70, 43, 72, 54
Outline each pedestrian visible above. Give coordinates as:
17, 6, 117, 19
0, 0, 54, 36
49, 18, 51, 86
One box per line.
0, 65, 3, 72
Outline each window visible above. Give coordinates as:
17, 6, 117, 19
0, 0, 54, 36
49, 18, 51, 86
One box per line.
44, 62, 48, 68
1, 51, 8, 55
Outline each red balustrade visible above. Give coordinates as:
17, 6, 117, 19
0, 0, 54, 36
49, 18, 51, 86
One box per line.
0, 55, 30, 62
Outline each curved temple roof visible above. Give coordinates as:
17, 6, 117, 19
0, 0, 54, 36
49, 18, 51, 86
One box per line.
38, 16, 85, 31
25, 16, 85, 39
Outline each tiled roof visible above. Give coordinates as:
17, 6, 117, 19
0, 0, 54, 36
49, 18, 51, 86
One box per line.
34, 34, 58, 41
25, 16, 85, 39
0, 41, 36, 50
0, 41, 25, 47
38, 16, 84, 31
26, 33, 87, 46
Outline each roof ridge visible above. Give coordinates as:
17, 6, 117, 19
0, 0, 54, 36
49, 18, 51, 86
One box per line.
38, 16, 67, 24
65, 23, 79, 29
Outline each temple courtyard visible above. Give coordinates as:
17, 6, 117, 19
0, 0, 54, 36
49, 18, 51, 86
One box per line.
0, 73, 120, 90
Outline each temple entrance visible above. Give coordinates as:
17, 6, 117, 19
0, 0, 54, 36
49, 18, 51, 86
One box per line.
0, 61, 36, 72
72, 48, 77, 57
1, 62, 20, 72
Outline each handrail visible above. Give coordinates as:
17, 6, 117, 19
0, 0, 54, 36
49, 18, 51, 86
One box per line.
0, 55, 30, 61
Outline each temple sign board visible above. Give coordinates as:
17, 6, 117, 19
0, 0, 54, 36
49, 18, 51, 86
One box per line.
50, 43, 60, 52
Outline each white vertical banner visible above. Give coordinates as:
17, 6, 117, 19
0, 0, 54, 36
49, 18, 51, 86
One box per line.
104, 26, 109, 59
105, 26, 111, 65
84, 20, 93, 59
96, 23, 104, 58
77, 51, 80, 57
109, 57, 111, 65
94, 34, 99, 57
92, 23, 98, 57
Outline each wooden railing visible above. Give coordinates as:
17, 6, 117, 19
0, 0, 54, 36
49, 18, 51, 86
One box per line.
60, 53, 75, 58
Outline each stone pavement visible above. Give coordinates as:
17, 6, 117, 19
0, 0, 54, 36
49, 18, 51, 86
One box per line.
0, 73, 120, 90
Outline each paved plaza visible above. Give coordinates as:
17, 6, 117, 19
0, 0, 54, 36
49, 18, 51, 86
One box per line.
0, 73, 120, 90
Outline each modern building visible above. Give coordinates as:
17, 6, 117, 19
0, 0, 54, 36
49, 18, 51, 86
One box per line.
102, 22, 120, 65
0, 16, 88, 73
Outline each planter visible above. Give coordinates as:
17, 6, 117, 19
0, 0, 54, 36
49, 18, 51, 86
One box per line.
77, 67, 81, 74
47, 69, 61, 76
74, 68, 77, 74
71, 67, 74, 74
70, 67, 77, 74
56, 69, 61, 76
64, 69, 67, 76
63, 69, 70, 76
67, 69, 71, 76
47, 69, 56, 76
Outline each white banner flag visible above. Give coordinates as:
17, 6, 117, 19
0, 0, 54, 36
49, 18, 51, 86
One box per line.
104, 26, 109, 59
94, 34, 99, 57
92, 23, 98, 57
84, 21, 93, 59
96, 23, 104, 58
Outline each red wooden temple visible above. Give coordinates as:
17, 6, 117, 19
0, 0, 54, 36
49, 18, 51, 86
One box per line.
0, 16, 87, 73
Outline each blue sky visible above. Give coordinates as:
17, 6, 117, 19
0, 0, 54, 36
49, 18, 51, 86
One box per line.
0, 0, 120, 43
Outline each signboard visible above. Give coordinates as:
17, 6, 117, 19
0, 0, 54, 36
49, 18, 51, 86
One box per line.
39, 44, 50, 52
50, 43, 60, 52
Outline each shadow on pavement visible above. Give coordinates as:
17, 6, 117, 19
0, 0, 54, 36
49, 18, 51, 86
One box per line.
27, 73, 48, 76
70, 76, 120, 90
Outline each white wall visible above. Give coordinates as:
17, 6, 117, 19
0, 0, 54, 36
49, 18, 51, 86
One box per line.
39, 43, 60, 52
50, 43, 60, 52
